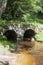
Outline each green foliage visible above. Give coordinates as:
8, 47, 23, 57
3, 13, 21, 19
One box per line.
0, 35, 7, 40
0, 34, 17, 49
1, 0, 43, 24
35, 31, 43, 41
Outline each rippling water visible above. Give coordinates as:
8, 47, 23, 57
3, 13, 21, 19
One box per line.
0, 41, 43, 65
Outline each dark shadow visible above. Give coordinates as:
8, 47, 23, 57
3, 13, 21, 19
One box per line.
3, 30, 17, 43
37, 11, 43, 20
23, 29, 36, 41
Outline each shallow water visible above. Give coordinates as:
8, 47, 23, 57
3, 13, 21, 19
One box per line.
0, 41, 43, 65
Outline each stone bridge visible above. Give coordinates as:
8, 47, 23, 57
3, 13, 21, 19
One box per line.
0, 24, 37, 42
1, 24, 41, 42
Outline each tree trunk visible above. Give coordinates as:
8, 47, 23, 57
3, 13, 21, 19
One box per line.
0, 0, 7, 18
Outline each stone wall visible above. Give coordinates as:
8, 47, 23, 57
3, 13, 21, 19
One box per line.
1, 24, 43, 42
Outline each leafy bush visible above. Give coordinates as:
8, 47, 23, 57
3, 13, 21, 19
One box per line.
0, 34, 17, 50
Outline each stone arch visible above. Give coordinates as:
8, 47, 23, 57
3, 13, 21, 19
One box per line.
3, 30, 17, 42
23, 29, 36, 41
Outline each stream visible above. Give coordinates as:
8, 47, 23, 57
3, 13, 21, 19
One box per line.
0, 41, 43, 65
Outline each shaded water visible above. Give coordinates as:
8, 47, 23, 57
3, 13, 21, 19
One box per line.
0, 41, 43, 65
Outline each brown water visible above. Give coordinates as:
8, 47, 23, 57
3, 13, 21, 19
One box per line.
0, 41, 43, 65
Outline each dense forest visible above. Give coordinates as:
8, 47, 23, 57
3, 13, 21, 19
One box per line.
0, 0, 43, 25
